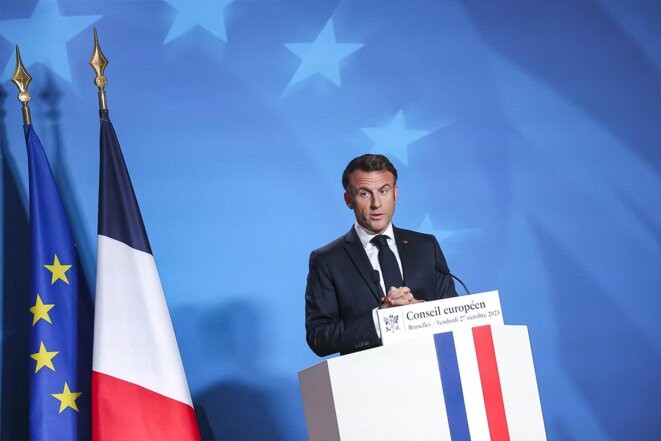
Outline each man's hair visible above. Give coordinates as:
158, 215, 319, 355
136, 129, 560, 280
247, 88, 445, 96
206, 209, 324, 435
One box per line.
342, 154, 398, 191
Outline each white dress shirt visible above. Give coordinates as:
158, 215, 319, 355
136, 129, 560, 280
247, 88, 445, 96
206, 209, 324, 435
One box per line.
353, 221, 403, 338
353, 221, 403, 294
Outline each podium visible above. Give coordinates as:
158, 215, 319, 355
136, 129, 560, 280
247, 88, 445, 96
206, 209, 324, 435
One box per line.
299, 295, 546, 440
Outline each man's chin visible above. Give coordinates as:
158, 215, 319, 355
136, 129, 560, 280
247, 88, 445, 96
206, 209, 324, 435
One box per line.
364, 223, 387, 235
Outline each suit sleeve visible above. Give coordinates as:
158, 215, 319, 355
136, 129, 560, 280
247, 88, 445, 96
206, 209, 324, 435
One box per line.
305, 250, 381, 357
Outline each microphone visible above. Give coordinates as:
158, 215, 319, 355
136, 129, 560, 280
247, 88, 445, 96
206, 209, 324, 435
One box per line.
436, 263, 470, 295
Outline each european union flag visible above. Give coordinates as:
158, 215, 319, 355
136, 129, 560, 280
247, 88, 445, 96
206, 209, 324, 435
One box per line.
25, 124, 92, 440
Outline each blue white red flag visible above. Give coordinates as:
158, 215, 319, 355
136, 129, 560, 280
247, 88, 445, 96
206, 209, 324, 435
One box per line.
91, 110, 200, 440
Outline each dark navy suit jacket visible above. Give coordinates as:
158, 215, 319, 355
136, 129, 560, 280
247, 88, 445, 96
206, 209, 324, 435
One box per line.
305, 225, 457, 356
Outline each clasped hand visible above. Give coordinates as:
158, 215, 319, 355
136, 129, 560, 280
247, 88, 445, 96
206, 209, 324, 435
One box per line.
380, 286, 422, 309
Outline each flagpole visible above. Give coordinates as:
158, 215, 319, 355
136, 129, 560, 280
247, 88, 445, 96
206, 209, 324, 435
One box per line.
89, 28, 109, 111
10, 45, 33, 124
88, 29, 201, 440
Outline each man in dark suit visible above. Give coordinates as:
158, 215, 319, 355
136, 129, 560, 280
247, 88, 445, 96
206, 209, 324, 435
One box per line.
305, 154, 457, 356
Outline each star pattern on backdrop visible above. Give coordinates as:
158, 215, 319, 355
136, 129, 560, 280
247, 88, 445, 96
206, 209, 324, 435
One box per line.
43, 255, 72, 285
31, 342, 59, 373
163, 0, 234, 44
0, 0, 100, 82
418, 214, 454, 242
30, 294, 55, 325
362, 110, 434, 165
418, 214, 480, 243
51, 382, 82, 413
284, 18, 364, 90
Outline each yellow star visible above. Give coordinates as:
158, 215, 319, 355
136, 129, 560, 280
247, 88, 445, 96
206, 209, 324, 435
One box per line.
51, 382, 82, 413
43, 254, 72, 285
29, 294, 55, 325
30, 341, 59, 373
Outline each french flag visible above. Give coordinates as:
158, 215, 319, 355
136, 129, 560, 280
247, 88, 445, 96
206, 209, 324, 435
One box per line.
92, 109, 200, 440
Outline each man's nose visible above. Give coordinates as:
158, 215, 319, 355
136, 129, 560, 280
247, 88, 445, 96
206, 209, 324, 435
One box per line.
371, 195, 382, 208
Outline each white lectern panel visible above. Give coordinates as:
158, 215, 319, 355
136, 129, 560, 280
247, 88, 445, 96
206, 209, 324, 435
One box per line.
299, 325, 546, 441
329, 337, 450, 440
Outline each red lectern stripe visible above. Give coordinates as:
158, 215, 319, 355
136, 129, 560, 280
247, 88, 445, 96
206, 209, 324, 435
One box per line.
473, 326, 510, 441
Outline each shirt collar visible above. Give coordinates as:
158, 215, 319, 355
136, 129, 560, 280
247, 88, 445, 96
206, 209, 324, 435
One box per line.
354, 221, 395, 248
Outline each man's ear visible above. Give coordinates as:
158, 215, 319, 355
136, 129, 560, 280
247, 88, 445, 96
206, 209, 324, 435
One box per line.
393, 185, 398, 204
344, 192, 353, 209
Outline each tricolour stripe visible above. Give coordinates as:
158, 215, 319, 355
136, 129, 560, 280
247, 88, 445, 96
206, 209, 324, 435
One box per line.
473, 325, 510, 441
434, 332, 471, 441
453, 328, 490, 441
98, 110, 151, 254
92, 372, 199, 441
93, 235, 192, 406
491, 326, 547, 440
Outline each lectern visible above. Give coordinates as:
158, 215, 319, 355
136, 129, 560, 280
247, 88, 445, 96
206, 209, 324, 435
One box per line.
299, 295, 546, 440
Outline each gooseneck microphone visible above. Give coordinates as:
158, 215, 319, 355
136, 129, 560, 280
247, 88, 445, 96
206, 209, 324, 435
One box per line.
436, 263, 471, 295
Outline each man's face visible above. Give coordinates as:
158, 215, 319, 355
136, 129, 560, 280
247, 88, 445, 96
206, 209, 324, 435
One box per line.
344, 169, 398, 234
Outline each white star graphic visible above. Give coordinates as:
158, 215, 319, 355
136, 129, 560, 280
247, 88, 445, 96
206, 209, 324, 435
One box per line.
362, 110, 439, 165
418, 214, 479, 242
0, 0, 100, 82
419, 214, 454, 242
284, 19, 364, 90
163, 0, 234, 44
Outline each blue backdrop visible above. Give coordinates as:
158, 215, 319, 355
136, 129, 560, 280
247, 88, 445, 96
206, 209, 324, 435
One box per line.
1, 1, 660, 439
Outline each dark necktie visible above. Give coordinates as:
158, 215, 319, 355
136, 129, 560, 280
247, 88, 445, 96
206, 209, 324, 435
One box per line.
371, 234, 403, 292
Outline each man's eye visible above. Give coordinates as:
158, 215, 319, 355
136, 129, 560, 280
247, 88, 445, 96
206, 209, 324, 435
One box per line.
359, 192, 369, 198
379, 188, 389, 195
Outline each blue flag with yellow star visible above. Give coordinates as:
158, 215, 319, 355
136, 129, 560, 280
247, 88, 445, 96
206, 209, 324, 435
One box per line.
25, 124, 92, 440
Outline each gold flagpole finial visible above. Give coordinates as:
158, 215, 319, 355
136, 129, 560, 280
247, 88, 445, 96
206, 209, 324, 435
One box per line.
89, 28, 109, 110
10, 45, 33, 125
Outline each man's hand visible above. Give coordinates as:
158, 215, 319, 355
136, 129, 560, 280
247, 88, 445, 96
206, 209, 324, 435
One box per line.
380, 286, 421, 308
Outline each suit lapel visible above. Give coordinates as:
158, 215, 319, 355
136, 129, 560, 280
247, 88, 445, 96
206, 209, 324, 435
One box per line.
343, 227, 382, 302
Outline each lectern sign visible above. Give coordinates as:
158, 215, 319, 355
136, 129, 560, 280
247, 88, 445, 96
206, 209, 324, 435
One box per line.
378, 290, 504, 345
